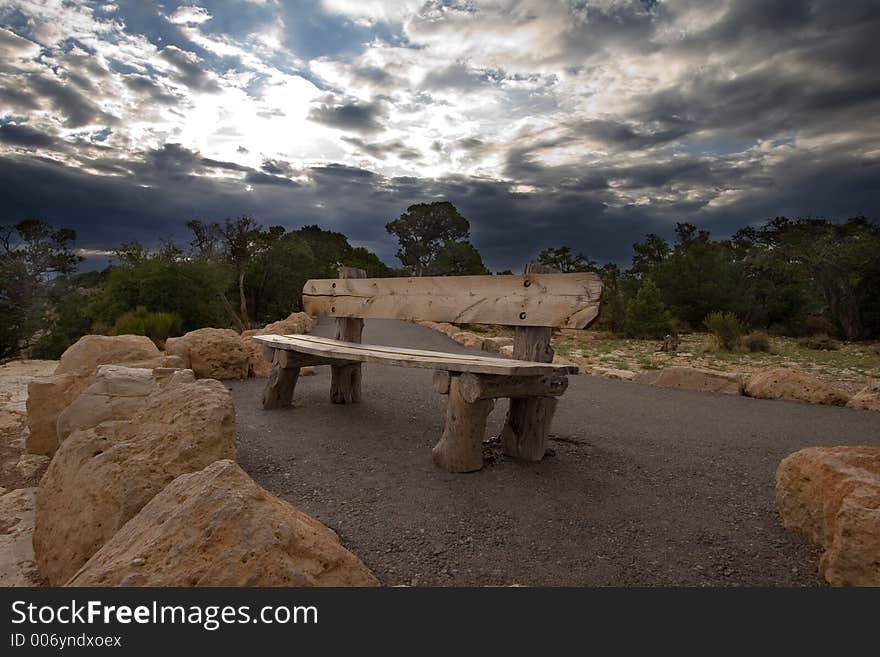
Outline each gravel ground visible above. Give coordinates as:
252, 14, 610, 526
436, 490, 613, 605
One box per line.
230, 319, 880, 586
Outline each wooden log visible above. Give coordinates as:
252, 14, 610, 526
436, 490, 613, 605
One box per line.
433, 370, 451, 394
501, 262, 561, 461
458, 372, 567, 404
431, 375, 493, 473
330, 266, 366, 404
303, 271, 602, 328
276, 350, 340, 369
262, 352, 300, 410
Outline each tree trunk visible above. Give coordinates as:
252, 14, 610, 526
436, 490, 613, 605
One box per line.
238, 269, 250, 329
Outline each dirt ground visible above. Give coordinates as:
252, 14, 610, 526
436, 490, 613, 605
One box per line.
231, 319, 880, 587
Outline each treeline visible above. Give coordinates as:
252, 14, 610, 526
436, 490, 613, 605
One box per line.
0, 219, 394, 360
2, 209, 878, 362
541, 217, 880, 341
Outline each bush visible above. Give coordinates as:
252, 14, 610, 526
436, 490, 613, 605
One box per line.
704, 311, 744, 351
797, 333, 840, 351
742, 330, 771, 353
113, 306, 182, 346
624, 279, 672, 339
804, 314, 839, 338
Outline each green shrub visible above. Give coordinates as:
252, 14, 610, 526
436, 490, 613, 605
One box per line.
624, 279, 672, 339
704, 311, 744, 351
804, 315, 839, 338
742, 330, 771, 353
797, 333, 840, 351
113, 306, 182, 346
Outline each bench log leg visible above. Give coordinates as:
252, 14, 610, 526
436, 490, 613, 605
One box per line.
500, 397, 557, 461
262, 361, 300, 409
330, 363, 361, 404
432, 375, 492, 473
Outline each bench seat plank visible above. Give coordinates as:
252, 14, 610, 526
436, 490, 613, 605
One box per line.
253, 334, 578, 376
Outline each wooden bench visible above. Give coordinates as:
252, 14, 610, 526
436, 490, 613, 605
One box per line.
252, 264, 602, 473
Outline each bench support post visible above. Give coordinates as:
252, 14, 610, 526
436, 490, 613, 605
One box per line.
432, 374, 492, 473
330, 266, 366, 404
262, 349, 300, 410
501, 262, 560, 461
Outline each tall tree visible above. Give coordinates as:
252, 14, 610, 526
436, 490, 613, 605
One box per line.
537, 246, 597, 272
0, 219, 81, 360
734, 217, 880, 340
385, 202, 478, 276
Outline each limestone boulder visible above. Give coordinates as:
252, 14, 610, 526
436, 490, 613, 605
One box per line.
34, 378, 237, 585
776, 446, 880, 586
55, 365, 158, 443
745, 368, 849, 405
847, 381, 880, 412
68, 459, 379, 587
165, 328, 249, 379
55, 335, 160, 375
0, 487, 39, 586
26, 373, 90, 456
588, 366, 636, 381
242, 312, 316, 377
15, 454, 49, 483
482, 336, 515, 354
638, 366, 744, 395
452, 332, 486, 350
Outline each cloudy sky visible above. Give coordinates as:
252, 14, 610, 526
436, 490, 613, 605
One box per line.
1, 0, 878, 271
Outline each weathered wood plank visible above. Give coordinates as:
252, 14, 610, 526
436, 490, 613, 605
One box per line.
331, 266, 366, 404
262, 355, 300, 410
431, 374, 493, 473
432, 370, 451, 394
457, 372, 568, 404
252, 334, 578, 376
501, 262, 562, 461
302, 272, 602, 328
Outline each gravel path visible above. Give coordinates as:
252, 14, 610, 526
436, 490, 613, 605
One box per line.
230, 319, 880, 586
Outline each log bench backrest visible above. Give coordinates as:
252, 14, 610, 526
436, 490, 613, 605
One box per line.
302, 269, 603, 329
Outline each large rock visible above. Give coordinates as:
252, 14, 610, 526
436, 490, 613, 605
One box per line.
242, 312, 315, 377
68, 460, 378, 587
55, 335, 160, 375
55, 365, 158, 443
0, 487, 39, 586
451, 332, 486, 350
26, 373, 90, 456
745, 368, 849, 406
34, 378, 237, 585
637, 366, 743, 395
165, 328, 249, 380
847, 381, 880, 412
26, 335, 179, 457
776, 446, 880, 586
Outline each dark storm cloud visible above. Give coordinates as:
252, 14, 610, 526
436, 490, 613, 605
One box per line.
27, 73, 117, 128
0, 122, 56, 148
122, 74, 178, 105
307, 98, 386, 134
342, 136, 421, 161
159, 46, 221, 93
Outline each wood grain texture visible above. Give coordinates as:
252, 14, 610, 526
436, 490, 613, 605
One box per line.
457, 372, 568, 404
431, 374, 493, 473
331, 266, 366, 404
302, 272, 602, 328
252, 334, 578, 376
262, 358, 299, 410
501, 262, 562, 461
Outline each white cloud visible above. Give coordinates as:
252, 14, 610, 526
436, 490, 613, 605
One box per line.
167, 6, 213, 25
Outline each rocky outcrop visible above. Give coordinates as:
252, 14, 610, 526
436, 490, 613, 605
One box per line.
34, 377, 237, 585
55, 335, 160, 375
242, 312, 315, 377
26, 336, 181, 457
776, 446, 880, 586
744, 368, 849, 406
165, 328, 249, 380
847, 381, 880, 412
0, 487, 39, 586
55, 365, 159, 443
68, 459, 379, 587
636, 366, 743, 395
